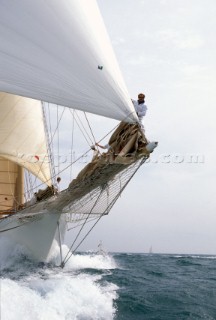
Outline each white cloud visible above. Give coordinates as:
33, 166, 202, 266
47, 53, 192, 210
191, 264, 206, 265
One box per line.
112, 37, 126, 46
175, 35, 204, 49
181, 64, 207, 77
157, 30, 204, 49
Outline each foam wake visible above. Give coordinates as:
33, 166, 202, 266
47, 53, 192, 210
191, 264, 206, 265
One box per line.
1, 238, 118, 320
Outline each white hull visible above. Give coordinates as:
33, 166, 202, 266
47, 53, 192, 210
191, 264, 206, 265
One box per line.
0, 204, 66, 262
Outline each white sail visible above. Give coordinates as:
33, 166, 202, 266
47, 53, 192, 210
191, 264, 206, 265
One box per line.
0, 92, 52, 186
0, 0, 137, 123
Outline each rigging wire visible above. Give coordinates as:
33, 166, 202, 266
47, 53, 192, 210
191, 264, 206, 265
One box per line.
57, 105, 60, 175
36, 116, 120, 183
84, 112, 96, 144
43, 102, 56, 185
49, 106, 66, 148
66, 215, 101, 231
7, 110, 137, 215
61, 157, 146, 268
29, 103, 65, 194
61, 187, 104, 267
21, 109, 136, 194
1, 132, 146, 266
0, 104, 140, 241
62, 213, 104, 268
46, 102, 56, 181
70, 109, 75, 181
21, 102, 56, 198
24, 170, 32, 202
30, 102, 63, 190
69, 109, 92, 147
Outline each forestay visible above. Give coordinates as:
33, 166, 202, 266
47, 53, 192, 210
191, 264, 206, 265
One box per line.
0, 0, 137, 123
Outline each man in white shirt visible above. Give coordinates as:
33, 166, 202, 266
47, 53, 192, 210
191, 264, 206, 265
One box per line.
56, 176, 61, 193
132, 93, 147, 131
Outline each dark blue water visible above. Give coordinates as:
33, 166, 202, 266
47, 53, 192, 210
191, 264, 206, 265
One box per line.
109, 253, 216, 320
1, 249, 216, 319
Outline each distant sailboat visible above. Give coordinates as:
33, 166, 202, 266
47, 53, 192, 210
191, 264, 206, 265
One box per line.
96, 241, 107, 256
149, 246, 153, 254
0, 0, 157, 266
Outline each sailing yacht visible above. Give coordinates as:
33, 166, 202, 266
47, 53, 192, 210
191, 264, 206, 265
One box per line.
0, 1, 157, 265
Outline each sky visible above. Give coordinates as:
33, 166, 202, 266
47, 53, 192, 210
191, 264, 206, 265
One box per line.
66, 0, 216, 255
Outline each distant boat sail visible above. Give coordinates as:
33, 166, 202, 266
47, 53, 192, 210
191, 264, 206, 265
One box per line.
0, 0, 157, 265
96, 241, 107, 256
149, 246, 153, 254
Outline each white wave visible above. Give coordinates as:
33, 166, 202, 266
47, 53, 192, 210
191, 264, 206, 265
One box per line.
0, 236, 31, 270
1, 273, 118, 320
48, 242, 117, 270
64, 253, 117, 271
1, 239, 119, 320
173, 254, 216, 259
190, 255, 216, 259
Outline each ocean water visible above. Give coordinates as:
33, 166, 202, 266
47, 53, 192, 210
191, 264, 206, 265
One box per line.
1, 242, 216, 320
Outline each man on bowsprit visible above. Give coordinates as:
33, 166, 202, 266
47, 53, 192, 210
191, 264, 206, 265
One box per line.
132, 93, 147, 131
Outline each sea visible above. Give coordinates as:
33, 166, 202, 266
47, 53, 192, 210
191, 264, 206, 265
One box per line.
1, 240, 216, 320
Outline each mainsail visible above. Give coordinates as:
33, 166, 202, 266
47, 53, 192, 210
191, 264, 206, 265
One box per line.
0, 0, 137, 123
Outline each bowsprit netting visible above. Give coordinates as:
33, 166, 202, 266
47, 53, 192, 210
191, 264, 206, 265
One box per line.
65, 156, 146, 220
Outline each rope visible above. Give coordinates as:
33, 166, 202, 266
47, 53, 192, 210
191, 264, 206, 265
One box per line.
70, 109, 75, 181
66, 215, 99, 231
106, 157, 147, 213
61, 187, 104, 267
57, 105, 60, 175
69, 109, 92, 146
62, 213, 104, 268
74, 110, 94, 144
15, 109, 137, 197
46, 102, 56, 181
30, 103, 65, 189
20, 147, 92, 198
49, 107, 66, 149
23, 104, 66, 196
42, 102, 56, 185
60, 155, 146, 268
84, 112, 96, 144
38, 112, 141, 188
